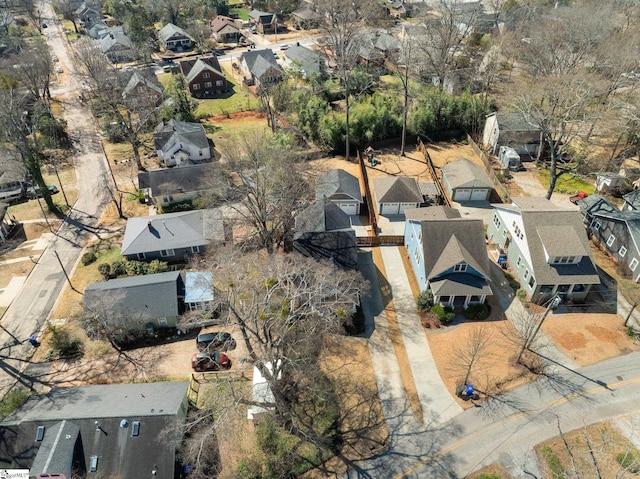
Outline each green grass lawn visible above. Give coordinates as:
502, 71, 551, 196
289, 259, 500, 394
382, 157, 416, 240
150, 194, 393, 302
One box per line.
195, 64, 257, 118
229, 8, 249, 20
157, 72, 172, 89
539, 169, 596, 195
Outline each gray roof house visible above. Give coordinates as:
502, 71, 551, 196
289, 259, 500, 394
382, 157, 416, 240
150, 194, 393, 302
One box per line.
138, 163, 225, 206
487, 197, 600, 302
248, 9, 278, 34
0, 382, 189, 479
293, 200, 358, 269
239, 49, 282, 87
623, 190, 640, 211
316, 168, 363, 216
121, 209, 225, 262
158, 22, 194, 51
84, 271, 185, 328
441, 158, 493, 202
404, 206, 492, 309
154, 119, 213, 167
483, 111, 542, 158
282, 44, 326, 78
99, 27, 136, 63
122, 70, 164, 105
373, 176, 422, 216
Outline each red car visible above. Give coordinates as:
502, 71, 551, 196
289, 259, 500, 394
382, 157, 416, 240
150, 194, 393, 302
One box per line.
191, 352, 231, 372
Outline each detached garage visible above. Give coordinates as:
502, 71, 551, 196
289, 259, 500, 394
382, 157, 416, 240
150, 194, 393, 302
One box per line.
373, 177, 422, 216
441, 158, 493, 203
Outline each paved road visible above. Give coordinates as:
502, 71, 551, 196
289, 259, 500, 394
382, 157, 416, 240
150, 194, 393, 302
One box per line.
0, 2, 110, 396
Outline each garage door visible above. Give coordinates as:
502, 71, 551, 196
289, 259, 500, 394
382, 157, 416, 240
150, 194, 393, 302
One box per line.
339, 203, 358, 215
454, 189, 472, 201
470, 189, 489, 201
399, 202, 417, 214
381, 202, 399, 215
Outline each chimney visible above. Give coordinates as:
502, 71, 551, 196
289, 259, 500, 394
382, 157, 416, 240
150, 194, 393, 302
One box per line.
147, 220, 153, 231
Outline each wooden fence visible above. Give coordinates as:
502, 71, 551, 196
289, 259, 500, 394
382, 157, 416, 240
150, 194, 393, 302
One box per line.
357, 235, 405, 246
416, 138, 452, 207
357, 150, 378, 233
467, 135, 511, 203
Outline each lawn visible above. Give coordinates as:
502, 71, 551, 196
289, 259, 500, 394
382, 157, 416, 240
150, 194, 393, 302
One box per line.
195, 63, 256, 118
203, 112, 269, 156
229, 7, 249, 20
538, 169, 596, 195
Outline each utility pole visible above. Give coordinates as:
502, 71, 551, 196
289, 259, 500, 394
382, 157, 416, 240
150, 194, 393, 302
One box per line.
516, 292, 560, 364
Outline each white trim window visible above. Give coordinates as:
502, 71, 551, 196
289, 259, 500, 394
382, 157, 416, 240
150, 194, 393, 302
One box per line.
191, 246, 200, 253
631, 258, 639, 271
160, 249, 175, 257
606, 234, 616, 247
454, 263, 467, 272
594, 221, 601, 230
620, 246, 628, 257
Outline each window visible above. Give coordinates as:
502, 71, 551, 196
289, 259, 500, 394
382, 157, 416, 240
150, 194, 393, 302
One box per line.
193, 83, 200, 90
594, 221, 601, 230
529, 276, 535, 288
631, 258, 639, 271
606, 234, 616, 247
137, 252, 145, 260
191, 245, 200, 253
216, 80, 223, 86
516, 256, 522, 266
493, 215, 501, 228
524, 269, 529, 279
620, 246, 628, 257
132, 421, 140, 437
418, 231, 422, 241
203, 72, 210, 79
160, 249, 175, 257
454, 263, 467, 272
205, 81, 212, 88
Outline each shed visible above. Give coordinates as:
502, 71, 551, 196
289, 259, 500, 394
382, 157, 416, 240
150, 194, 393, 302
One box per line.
596, 172, 629, 195
441, 158, 493, 202
373, 176, 422, 216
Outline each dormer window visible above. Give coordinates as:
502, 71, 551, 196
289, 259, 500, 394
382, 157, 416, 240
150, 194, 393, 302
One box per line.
454, 263, 467, 272
552, 256, 577, 264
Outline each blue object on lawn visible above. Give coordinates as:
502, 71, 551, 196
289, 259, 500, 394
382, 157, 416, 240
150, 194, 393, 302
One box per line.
465, 384, 475, 395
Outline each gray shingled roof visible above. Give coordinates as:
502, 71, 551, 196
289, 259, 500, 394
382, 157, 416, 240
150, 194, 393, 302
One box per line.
576, 194, 616, 215
84, 271, 182, 319
249, 9, 276, 24
592, 210, 640, 255
624, 190, 640, 208
158, 22, 193, 43
295, 200, 352, 234
441, 158, 493, 190
123, 71, 163, 98
284, 44, 321, 64
373, 176, 422, 203
154, 119, 210, 154
29, 420, 79, 477
405, 205, 459, 221
316, 169, 363, 203
99, 28, 133, 53
121, 209, 225, 256
240, 49, 281, 78
0, 159, 25, 184
138, 163, 223, 198
496, 111, 540, 132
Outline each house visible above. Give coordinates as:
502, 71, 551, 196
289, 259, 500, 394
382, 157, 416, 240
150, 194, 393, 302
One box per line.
85, 19, 108, 38
575, 194, 616, 226
74, 2, 101, 24
290, 6, 321, 28
293, 200, 358, 269
184, 271, 214, 312
373, 176, 422, 216
0, 382, 189, 479
248, 10, 278, 34
138, 163, 226, 206
238, 49, 282, 87
404, 206, 492, 309
154, 119, 213, 167
315, 168, 363, 216
0, 203, 18, 242
210, 15, 245, 44
0, 159, 25, 203
121, 209, 225, 262
84, 271, 185, 328
483, 111, 542, 158
99, 27, 136, 63
158, 23, 194, 51
487, 197, 600, 302
595, 172, 629, 195
441, 158, 493, 202
282, 44, 326, 78
179, 56, 227, 98
122, 70, 164, 106
623, 190, 640, 211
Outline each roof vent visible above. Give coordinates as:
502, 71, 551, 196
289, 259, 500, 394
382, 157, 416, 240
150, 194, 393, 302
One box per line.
147, 220, 153, 231
120, 419, 129, 428
36, 425, 45, 441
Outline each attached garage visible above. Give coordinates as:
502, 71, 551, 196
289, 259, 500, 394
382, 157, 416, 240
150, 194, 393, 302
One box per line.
470, 188, 490, 201
441, 158, 494, 203
338, 203, 358, 216
399, 202, 418, 214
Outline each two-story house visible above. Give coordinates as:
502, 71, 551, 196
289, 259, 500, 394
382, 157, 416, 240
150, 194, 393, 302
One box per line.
154, 119, 213, 167
158, 23, 194, 51
487, 197, 600, 302
179, 56, 227, 98
238, 49, 282, 87
483, 111, 542, 158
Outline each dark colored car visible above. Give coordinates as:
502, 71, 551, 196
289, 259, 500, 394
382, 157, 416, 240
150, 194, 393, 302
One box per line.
191, 352, 231, 372
196, 332, 235, 352
26, 185, 59, 199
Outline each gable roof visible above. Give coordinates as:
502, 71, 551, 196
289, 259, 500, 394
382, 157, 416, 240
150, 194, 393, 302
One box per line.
84, 271, 182, 319
240, 49, 281, 77
0, 159, 25, 184
211, 15, 242, 33
624, 190, 640, 208
295, 200, 352, 233
123, 71, 163, 98
576, 194, 617, 216
154, 119, 210, 153
138, 163, 223, 197
158, 22, 193, 43
180, 55, 223, 80
373, 176, 422, 203
121, 209, 225, 256
316, 169, 363, 203
441, 158, 493, 190
99, 28, 133, 53
249, 9, 277, 24
0, 382, 188, 479
284, 44, 322, 65
495, 111, 541, 132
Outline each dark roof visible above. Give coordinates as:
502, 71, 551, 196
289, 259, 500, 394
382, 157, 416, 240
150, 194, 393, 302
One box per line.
576, 194, 616, 216
121, 208, 225, 256
249, 9, 276, 24
373, 176, 422, 203
0, 159, 26, 184
123, 71, 163, 98
291, 7, 321, 20
441, 158, 493, 190
29, 420, 79, 477
211, 15, 242, 33
138, 163, 223, 197
495, 111, 541, 132
180, 55, 223, 80
158, 22, 193, 43
624, 190, 640, 208
316, 169, 363, 203
592, 210, 640, 255
84, 271, 183, 319
0, 382, 188, 479
154, 119, 210, 153
239, 49, 281, 78
295, 200, 352, 234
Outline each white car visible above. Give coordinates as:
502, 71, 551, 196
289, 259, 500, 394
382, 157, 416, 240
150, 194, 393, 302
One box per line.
55, 65, 63, 73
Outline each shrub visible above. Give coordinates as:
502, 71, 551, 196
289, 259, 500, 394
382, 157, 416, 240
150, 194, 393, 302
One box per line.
81, 252, 97, 266
541, 445, 567, 479
111, 260, 126, 277
416, 290, 434, 312
516, 288, 527, 302
47, 325, 84, 360
430, 304, 455, 323
146, 259, 169, 274
617, 451, 640, 473
97, 263, 111, 280
463, 303, 490, 320
504, 272, 520, 290
0, 388, 32, 421
124, 260, 146, 276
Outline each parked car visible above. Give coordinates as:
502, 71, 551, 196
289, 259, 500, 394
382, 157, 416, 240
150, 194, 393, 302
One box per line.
52, 55, 59, 62
55, 66, 63, 73
26, 185, 59, 199
191, 352, 231, 372
279, 44, 290, 51
196, 332, 235, 352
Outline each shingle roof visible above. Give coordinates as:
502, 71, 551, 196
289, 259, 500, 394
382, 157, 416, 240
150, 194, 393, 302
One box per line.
624, 190, 640, 208
240, 49, 281, 78
373, 176, 422, 203
284, 44, 321, 65
0, 159, 25, 184
295, 200, 352, 233
123, 71, 163, 98
158, 22, 193, 43
405, 205, 460, 221
496, 111, 540, 132
211, 15, 242, 33
138, 163, 223, 197
576, 194, 617, 215
154, 119, 210, 154
249, 9, 276, 24
99, 28, 133, 53
180, 55, 223, 79
29, 420, 79, 477
441, 158, 493, 190
121, 209, 225, 256
316, 169, 363, 203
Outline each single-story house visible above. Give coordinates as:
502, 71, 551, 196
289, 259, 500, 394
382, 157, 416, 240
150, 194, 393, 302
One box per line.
84, 271, 185, 328
248, 10, 278, 34
441, 158, 493, 202
158, 23, 194, 51
373, 176, 422, 216
595, 172, 629, 195
138, 163, 226, 206
623, 190, 640, 212
483, 111, 542, 158
238, 49, 282, 87
122, 70, 164, 106
315, 168, 363, 216
179, 56, 227, 98
210, 15, 245, 43
293, 200, 358, 269
154, 119, 213, 167
0, 159, 25, 203
121, 209, 225, 262
0, 382, 189, 479
487, 197, 600, 302
404, 206, 492, 309
290, 6, 321, 28
99, 27, 136, 63
281, 44, 326, 78
0, 202, 18, 243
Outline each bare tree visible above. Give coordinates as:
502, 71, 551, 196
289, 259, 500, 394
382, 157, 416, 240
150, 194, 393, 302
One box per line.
388, 30, 416, 156
17, 0, 44, 34
450, 324, 493, 385
11, 42, 53, 106
53, 0, 80, 33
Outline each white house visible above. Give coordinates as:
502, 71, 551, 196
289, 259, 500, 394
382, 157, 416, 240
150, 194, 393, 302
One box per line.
153, 119, 212, 167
